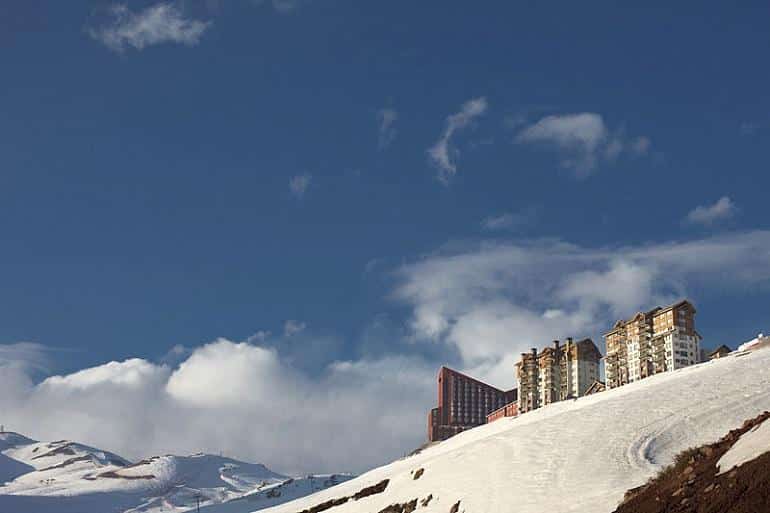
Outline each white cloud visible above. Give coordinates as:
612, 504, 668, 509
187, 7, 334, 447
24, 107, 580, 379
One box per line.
685, 196, 737, 226
289, 173, 312, 198
394, 231, 770, 385
0, 342, 51, 375
0, 338, 433, 475
41, 359, 169, 391
515, 113, 651, 176
89, 3, 211, 53
283, 319, 307, 337
377, 108, 398, 150
166, 339, 291, 407
428, 97, 488, 184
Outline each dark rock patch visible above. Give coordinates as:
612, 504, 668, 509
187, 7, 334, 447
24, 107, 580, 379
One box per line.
39, 455, 93, 472
412, 468, 424, 480
97, 470, 155, 480
353, 479, 390, 500
614, 411, 770, 513
296, 478, 389, 513
32, 444, 76, 460
377, 498, 418, 513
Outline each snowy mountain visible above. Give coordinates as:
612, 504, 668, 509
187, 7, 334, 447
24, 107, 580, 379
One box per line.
0, 434, 353, 513
259, 344, 770, 513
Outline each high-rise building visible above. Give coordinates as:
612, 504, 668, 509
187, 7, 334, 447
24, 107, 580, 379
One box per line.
427, 367, 516, 442
604, 299, 701, 389
515, 338, 602, 414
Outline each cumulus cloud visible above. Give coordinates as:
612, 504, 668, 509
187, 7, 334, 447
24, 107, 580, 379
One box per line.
41, 359, 169, 390
377, 108, 398, 150
289, 173, 312, 198
685, 196, 737, 226
88, 3, 211, 53
0, 338, 433, 475
428, 97, 488, 184
515, 113, 651, 176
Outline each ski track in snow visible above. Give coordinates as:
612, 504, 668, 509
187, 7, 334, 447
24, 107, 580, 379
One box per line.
260, 347, 770, 513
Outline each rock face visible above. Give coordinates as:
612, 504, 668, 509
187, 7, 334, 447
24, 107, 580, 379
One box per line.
613, 411, 770, 513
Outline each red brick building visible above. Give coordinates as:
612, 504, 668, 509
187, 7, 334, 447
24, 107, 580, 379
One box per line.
427, 367, 517, 442
486, 401, 519, 423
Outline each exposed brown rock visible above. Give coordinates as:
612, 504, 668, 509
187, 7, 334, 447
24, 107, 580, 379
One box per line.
420, 494, 433, 507
297, 496, 349, 513
413, 468, 424, 480
449, 500, 461, 513
352, 479, 390, 500
39, 455, 93, 472
377, 498, 418, 513
613, 411, 770, 513
296, 478, 389, 513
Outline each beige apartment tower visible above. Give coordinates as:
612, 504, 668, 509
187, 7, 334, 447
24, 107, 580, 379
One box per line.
604, 300, 701, 389
515, 338, 602, 413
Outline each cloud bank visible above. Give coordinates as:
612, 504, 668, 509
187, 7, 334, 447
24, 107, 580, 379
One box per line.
0, 338, 433, 475
394, 230, 770, 385
3, 231, 770, 474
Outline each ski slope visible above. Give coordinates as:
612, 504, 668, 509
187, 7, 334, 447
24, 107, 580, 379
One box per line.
0, 433, 353, 513
262, 346, 770, 513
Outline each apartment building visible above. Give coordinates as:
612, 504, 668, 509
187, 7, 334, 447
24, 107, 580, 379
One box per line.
427, 367, 517, 442
604, 300, 701, 389
515, 337, 602, 413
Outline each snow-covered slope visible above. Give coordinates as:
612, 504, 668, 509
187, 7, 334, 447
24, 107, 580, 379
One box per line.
261, 346, 770, 513
0, 434, 353, 513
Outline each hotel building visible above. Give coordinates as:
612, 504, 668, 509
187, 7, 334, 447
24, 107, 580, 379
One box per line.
515, 337, 602, 413
427, 367, 517, 442
604, 300, 701, 389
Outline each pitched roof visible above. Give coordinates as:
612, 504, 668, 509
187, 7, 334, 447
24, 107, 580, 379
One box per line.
709, 345, 732, 356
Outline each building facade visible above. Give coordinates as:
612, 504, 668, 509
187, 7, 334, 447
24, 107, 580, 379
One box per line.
486, 401, 519, 423
604, 300, 701, 389
427, 367, 516, 442
515, 338, 602, 414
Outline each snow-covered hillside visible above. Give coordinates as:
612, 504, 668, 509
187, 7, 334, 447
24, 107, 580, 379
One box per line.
261, 345, 770, 513
0, 434, 353, 513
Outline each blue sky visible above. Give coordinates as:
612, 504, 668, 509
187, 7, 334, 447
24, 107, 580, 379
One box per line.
1, 1, 770, 473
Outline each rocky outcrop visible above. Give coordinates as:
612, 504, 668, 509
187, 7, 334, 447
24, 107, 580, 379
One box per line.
613, 411, 770, 513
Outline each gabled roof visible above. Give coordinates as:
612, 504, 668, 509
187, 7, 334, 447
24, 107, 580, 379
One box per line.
709, 345, 731, 356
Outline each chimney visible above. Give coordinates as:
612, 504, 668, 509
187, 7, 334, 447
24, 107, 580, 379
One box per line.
553, 339, 560, 350
531, 348, 537, 357
566, 337, 573, 347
